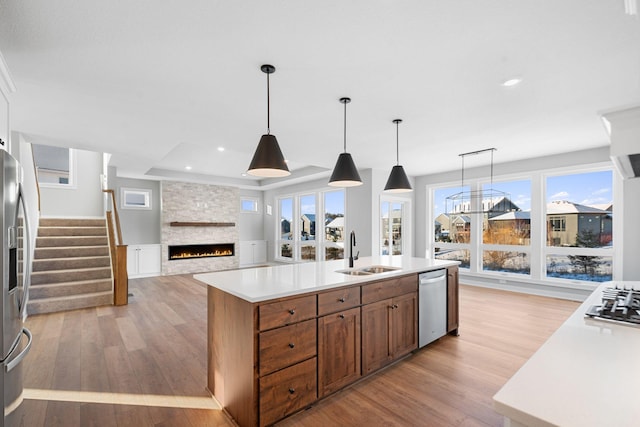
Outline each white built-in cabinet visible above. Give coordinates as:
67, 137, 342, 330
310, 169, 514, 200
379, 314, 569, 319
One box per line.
239, 240, 267, 266
127, 244, 161, 278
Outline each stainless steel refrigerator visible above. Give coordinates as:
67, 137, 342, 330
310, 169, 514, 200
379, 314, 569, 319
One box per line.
0, 150, 32, 426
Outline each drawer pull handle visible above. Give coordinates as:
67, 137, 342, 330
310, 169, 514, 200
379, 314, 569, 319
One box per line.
393, 304, 399, 309
339, 314, 345, 319
288, 309, 295, 315
338, 297, 345, 303
288, 388, 295, 394
288, 343, 295, 349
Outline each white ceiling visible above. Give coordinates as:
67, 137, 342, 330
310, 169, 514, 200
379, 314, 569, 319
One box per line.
1, 1, 639, 189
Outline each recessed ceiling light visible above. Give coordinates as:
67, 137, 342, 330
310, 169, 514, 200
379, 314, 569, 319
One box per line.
241, 173, 247, 177
502, 77, 523, 87
185, 166, 192, 170
218, 147, 225, 152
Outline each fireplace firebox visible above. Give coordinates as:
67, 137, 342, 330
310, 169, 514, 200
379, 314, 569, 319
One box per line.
168, 243, 235, 260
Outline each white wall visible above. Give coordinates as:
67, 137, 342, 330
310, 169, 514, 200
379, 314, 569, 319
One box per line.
39, 148, 104, 217
111, 174, 161, 245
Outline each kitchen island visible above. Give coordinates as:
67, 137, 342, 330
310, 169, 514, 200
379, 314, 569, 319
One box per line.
195, 256, 459, 427
493, 281, 640, 427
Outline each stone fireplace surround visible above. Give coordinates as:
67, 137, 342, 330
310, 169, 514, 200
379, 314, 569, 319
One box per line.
161, 181, 239, 275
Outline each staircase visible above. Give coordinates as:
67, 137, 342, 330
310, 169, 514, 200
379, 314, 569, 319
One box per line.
28, 218, 114, 315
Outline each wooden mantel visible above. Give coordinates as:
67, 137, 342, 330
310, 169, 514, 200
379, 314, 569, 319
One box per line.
170, 221, 236, 227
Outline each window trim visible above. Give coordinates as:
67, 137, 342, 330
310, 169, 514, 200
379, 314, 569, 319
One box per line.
34, 146, 77, 189
120, 187, 152, 210
275, 188, 346, 263
428, 163, 615, 287
240, 197, 259, 214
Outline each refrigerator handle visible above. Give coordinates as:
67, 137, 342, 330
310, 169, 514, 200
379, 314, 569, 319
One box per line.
5, 328, 32, 373
18, 183, 32, 321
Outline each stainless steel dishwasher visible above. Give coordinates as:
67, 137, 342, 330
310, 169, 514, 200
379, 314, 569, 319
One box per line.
418, 269, 447, 347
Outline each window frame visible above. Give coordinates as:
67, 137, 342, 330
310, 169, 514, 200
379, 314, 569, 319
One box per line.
427, 163, 615, 288
240, 197, 259, 214
275, 188, 346, 263
120, 187, 152, 210
33, 145, 77, 189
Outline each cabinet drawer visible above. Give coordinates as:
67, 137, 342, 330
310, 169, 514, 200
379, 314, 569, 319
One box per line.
259, 295, 317, 331
259, 319, 317, 376
318, 286, 360, 316
361, 274, 417, 305
259, 357, 317, 427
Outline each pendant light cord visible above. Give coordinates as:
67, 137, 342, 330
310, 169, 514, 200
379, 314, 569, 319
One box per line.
343, 100, 347, 153
266, 71, 271, 135
395, 121, 400, 165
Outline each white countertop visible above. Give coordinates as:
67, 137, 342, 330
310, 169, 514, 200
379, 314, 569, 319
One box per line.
493, 281, 640, 427
193, 256, 457, 303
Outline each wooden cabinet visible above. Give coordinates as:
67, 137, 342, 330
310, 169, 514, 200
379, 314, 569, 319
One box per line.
127, 244, 161, 278
207, 269, 452, 427
259, 295, 316, 331
391, 292, 418, 357
361, 275, 418, 375
447, 266, 459, 335
317, 286, 360, 316
259, 319, 316, 376
258, 295, 318, 426
317, 286, 361, 397
259, 357, 317, 427
318, 306, 361, 397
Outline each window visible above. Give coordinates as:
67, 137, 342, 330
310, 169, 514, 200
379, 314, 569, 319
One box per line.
381, 200, 407, 255
32, 144, 75, 187
432, 185, 471, 268
276, 189, 345, 262
481, 179, 531, 275
241, 198, 259, 213
428, 167, 614, 286
299, 194, 316, 260
549, 217, 566, 232
545, 170, 613, 282
121, 188, 152, 210
278, 198, 293, 259
324, 190, 345, 260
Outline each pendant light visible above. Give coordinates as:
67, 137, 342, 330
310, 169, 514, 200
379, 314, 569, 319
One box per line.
383, 119, 413, 193
247, 64, 291, 177
328, 97, 363, 187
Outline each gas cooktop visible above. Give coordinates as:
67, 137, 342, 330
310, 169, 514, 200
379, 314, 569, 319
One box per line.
585, 286, 640, 326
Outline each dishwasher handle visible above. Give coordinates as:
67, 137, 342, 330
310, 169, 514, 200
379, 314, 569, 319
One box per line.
419, 269, 446, 285
419, 276, 445, 285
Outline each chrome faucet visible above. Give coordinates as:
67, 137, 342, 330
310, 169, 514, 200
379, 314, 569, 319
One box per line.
349, 230, 359, 268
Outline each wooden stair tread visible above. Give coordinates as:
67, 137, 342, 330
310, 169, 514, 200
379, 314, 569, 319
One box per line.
30, 278, 112, 288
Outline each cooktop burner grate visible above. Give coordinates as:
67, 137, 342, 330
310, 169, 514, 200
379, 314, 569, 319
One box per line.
585, 287, 640, 326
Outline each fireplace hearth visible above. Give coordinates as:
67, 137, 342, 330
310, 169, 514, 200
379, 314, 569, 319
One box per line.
168, 243, 235, 260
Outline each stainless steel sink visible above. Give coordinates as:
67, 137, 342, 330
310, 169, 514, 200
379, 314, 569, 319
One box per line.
358, 265, 401, 274
336, 269, 373, 276
336, 265, 401, 275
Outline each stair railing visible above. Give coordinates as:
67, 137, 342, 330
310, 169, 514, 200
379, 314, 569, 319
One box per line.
103, 189, 128, 306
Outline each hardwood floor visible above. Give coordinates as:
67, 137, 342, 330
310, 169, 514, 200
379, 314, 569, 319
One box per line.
20, 275, 579, 427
